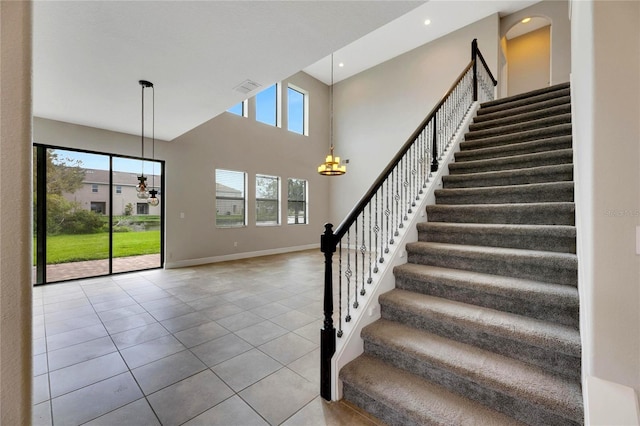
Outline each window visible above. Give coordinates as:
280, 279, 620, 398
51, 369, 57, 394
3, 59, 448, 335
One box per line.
227, 100, 247, 117
288, 178, 307, 224
90, 201, 106, 214
91, 184, 99, 193
256, 84, 279, 127
137, 203, 149, 215
115, 185, 122, 194
256, 174, 280, 225
288, 86, 307, 135
216, 169, 246, 228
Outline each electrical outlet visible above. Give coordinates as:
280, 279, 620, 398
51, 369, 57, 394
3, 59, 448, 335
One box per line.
234, 242, 238, 247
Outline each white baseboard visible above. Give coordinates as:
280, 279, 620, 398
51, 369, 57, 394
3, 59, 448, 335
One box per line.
164, 244, 320, 269
585, 375, 640, 425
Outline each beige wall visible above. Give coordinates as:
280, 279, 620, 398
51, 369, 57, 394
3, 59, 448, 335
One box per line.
165, 71, 330, 265
500, 0, 571, 97
571, 0, 640, 395
35, 71, 331, 267
330, 14, 500, 222
0, 1, 33, 423
507, 25, 551, 96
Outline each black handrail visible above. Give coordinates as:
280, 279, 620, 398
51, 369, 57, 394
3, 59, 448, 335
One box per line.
320, 39, 497, 401
333, 60, 474, 243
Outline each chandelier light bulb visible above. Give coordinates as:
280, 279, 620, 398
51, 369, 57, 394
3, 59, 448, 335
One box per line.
148, 189, 160, 206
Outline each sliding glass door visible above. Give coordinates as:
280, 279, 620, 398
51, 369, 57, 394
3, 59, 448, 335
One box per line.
112, 157, 162, 274
33, 145, 164, 284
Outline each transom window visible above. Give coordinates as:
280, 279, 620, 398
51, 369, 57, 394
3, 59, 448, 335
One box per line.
287, 85, 307, 135
256, 84, 279, 127
227, 100, 247, 117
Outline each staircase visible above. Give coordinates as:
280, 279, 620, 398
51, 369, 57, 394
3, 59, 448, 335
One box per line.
339, 83, 583, 425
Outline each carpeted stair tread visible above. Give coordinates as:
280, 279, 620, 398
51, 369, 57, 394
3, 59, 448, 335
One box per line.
455, 136, 572, 163
426, 202, 575, 225
339, 354, 525, 426
449, 149, 573, 175
435, 181, 574, 205
478, 87, 571, 116
393, 263, 579, 327
469, 103, 571, 132
474, 95, 571, 124
443, 164, 573, 189
379, 290, 581, 357
465, 113, 571, 141
480, 83, 570, 109
418, 222, 576, 253
361, 319, 583, 424
459, 124, 572, 151
406, 241, 577, 286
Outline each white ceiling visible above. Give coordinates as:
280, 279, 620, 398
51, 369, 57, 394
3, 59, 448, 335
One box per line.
33, 0, 539, 142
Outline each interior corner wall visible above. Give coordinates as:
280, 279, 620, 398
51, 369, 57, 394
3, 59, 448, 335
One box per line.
0, 1, 33, 423
500, 0, 571, 92
330, 13, 499, 222
571, 0, 640, 394
164, 71, 330, 265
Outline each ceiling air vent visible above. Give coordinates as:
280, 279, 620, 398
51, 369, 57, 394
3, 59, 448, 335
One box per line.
233, 79, 261, 94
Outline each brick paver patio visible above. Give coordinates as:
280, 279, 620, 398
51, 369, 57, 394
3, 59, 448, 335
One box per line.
36, 254, 161, 283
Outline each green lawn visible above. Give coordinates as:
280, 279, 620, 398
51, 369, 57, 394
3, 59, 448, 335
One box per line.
43, 230, 160, 264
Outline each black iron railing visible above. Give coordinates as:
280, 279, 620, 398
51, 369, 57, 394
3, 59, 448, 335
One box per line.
320, 39, 497, 400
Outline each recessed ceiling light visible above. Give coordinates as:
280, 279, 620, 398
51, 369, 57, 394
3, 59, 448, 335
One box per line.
521, 17, 532, 24
424, 19, 431, 26
338, 62, 344, 68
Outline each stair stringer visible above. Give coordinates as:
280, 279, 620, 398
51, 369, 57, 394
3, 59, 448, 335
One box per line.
330, 103, 480, 400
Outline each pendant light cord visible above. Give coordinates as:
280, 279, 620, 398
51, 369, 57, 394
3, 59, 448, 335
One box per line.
152, 85, 155, 188
330, 53, 334, 152
141, 83, 145, 175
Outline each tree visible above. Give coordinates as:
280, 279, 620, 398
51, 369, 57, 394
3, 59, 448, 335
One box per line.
45, 150, 85, 195
33, 148, 97, 234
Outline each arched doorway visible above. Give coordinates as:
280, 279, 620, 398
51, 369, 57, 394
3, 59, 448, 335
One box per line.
502, 16, 552, 96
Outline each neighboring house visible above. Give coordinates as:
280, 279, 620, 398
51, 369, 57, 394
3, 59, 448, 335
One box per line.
64, 168, 162, 216
214, 182, 243, 216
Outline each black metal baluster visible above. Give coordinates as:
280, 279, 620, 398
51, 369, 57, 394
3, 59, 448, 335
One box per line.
367, 202, 373, 283
360, 211, 367, 293
345, 229, 351, 322
384, 179, 390, 254
403, 155, 409, 219
393, 167, 400, 237
337, 240, 343, 338
353, 218, 359, 309
375, 191, 381, 270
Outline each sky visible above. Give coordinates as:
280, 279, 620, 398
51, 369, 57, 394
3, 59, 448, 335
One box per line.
52, 148, 161, 175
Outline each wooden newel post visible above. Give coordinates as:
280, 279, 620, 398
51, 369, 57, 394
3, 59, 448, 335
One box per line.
320, 223, 337, 400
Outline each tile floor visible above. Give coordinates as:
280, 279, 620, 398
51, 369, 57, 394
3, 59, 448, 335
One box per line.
32, 250, 381, 426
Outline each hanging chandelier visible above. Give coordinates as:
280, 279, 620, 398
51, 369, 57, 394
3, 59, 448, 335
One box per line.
318, 53, 346, 176
136, 80, 160, 207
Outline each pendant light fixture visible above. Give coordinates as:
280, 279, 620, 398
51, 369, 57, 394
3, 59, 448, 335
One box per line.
146, 81, 159, 207
136, 80, 152, 199
318, 53, 346, 176
136, 80, 160, 206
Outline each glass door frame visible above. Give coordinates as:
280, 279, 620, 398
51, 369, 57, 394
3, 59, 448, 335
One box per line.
33, 143, 165, 285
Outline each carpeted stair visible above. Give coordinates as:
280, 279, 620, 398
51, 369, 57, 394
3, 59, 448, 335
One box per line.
340, 83, 583, 425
